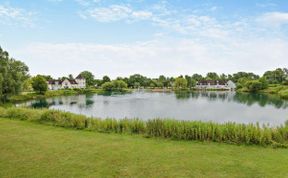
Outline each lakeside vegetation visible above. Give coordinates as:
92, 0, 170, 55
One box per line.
1, 107, 288, 148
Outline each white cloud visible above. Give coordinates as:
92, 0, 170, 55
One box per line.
75, 0, 101, 6
258, 12, 288, 26
12, 37, 288, 78
80, 4, 153, 22
0, 5, 35, 27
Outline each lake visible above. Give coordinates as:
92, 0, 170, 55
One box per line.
20, 91, 288, 126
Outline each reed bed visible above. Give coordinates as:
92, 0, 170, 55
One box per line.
0, 107, 288, 148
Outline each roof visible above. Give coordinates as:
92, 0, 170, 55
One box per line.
76, 74, 85, 79
48, 80, 62, 85
48, 79, 77, 85
197, 80, 227, 85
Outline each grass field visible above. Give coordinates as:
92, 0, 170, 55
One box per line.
1, 119, 288, 178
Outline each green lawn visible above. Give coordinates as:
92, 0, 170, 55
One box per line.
1, 119, 288, 178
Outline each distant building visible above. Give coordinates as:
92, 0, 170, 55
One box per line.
195, 80, 236, 90
47, 74, 86, 90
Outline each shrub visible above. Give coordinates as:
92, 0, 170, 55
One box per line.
246, 80, 266, 92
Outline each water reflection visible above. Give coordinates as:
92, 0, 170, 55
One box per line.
25, 94, 95, 109
18, 91, 288, 126
24, 91, 288, 110
175, 91, 288, 109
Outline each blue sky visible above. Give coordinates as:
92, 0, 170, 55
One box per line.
0, 0, 288, 78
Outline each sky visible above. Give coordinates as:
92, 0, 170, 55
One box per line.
0, 0, 288, 78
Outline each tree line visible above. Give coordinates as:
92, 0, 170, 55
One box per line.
1, 46, 288, 102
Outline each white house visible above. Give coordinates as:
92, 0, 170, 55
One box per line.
195, 80, 236, 90
48, 74, 86, 90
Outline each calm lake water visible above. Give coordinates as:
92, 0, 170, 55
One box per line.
20, 91, 288, 126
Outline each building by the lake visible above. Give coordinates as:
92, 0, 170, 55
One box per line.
47, 74, 86, 90
195, 80, 236, 90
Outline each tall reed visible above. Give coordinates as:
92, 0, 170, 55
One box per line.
0, 107, 287, 147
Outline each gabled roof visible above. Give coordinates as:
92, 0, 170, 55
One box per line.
48, 79, 78, 85
76, 74, 85, 79
197, 80, 227, 85
48, 80, 62, 85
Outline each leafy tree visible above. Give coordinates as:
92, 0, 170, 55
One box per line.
79, 71, 95, 86
206, 72, 219, 80
101, 80, 128, 91
158, 75, 169, 88
245, 78, 268, 92
0, 47, 29, 102
128, 74, 147, 88
263, 68, 286, 84
22, 78, 33, 91
174, 77, 188, 89
220, 73, 227, 80
31, 75, 48, 94
102, 75, 111, 84
101, 82, 114, 91
39, 75, 53, 81
232, 72, 259, 83
192, 74, 203, 81
184, 75, 196, 88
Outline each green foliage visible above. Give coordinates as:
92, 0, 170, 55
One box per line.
264, 68, 287, 84
206, 72, 219, 80
102, 75, 111, 84
232, 72, 259, 83
80, 71, 95, 86
1, 107, 288, 147
174, 77, 188, 89
245, 79, 268, 92
279, 89, 288, 99
0, 47, 29, 102
31, 75, 48, 94
101, 80, 128, 91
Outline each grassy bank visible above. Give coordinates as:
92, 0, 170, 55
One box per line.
8, 88, 111, 103
1, 119, 288, 177
238, 84, 288, 99
1, 107, 288, 148
260, 84, 288, 99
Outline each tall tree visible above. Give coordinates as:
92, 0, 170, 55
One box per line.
206, 72, 219, 80
174, 77, 188, 89
79, 71, 95, 86
0, 47, 29, 102
31, 75, 48, 94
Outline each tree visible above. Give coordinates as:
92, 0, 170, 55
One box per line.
174, 77, 188, 89
245, 78, 268, 92
79, 71, 95, 86
102, 75, 111, 84
192, 74, 203, 81
128, 74, 147, 88
101, 80, 128, 91
232, 72, 259, 83
31, 75, 48, 94
206, 72, 219, 80
263, 68, 286, 84
0, 47, 29, 102
220, 73, 227, 80
22, 78, 33, 91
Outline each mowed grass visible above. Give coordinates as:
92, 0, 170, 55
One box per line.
1, 119, 288, 178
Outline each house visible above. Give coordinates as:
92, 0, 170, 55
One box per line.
195, 80, 236, 90
47, 74, 86, 90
